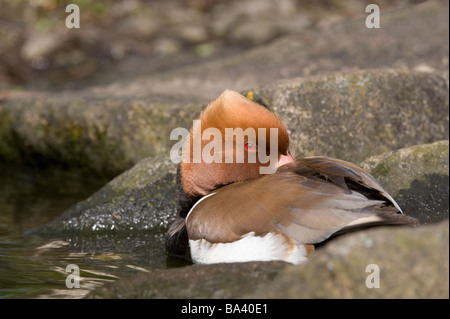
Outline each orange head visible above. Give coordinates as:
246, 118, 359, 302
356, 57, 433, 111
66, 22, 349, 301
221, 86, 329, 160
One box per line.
180, 90, 293, 197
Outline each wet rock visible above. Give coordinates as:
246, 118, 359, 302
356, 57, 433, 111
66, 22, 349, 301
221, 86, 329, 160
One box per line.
33, 154, 179, 235
360, 140, 449, 224
245, 70, 449, 164
247, 220, 449, 299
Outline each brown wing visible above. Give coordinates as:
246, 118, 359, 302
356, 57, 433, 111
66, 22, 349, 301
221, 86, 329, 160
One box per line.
294, 156, 404, 213
186, 157, 418, 244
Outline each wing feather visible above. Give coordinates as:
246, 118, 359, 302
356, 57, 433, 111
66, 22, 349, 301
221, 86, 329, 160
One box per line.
185, 157, 418, 245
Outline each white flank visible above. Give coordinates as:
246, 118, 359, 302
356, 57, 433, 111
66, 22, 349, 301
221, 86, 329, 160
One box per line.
189, 232, 308, 265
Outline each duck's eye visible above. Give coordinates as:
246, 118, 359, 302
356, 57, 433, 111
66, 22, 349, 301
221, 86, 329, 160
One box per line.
245, 143, 257, 151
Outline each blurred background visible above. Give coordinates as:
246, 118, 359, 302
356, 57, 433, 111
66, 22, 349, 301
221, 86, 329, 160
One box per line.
0, 0, 427, 91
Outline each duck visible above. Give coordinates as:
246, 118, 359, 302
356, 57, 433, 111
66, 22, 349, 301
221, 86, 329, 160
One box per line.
166, 89, 418, 265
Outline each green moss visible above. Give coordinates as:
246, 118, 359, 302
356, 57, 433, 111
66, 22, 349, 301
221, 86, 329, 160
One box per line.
362, 140, 449, 199
411, 142, 449, 167
62, 121, 85, 165
372, 163, 390, 177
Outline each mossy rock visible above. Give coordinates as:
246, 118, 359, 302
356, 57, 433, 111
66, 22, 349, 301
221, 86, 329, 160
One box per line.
360, 140, 449, 224
244, 70, 449, 164
247, 220, 449, 299
0, 91, 204, 176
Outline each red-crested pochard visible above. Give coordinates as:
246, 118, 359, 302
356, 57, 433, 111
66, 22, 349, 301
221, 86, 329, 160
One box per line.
166, 90, 418, 264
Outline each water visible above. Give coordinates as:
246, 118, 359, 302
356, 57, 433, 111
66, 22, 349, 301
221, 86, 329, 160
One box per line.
0, 164, 188, 299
